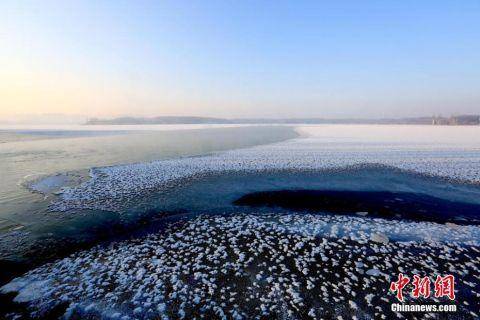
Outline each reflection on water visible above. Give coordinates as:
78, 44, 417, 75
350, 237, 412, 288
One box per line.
0, 125, 297, 215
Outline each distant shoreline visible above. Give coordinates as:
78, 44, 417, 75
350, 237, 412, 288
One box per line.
85, 115, 480, 126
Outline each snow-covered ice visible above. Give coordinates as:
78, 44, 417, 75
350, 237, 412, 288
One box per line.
49, 125, 480, 212
2, 213, 479, 319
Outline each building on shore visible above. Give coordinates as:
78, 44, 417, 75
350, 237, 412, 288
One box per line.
432, 115, 479, 125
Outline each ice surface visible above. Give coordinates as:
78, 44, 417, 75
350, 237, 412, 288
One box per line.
3, 213, 479, 319
50, 125, 480, 212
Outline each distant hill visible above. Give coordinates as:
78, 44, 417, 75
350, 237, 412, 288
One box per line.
86, 116, 230, 125
85, 116, 439, 125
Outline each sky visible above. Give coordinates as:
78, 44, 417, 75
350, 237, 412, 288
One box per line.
1, 0, 479, 120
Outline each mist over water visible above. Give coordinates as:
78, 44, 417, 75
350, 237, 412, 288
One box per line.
0, 125, 297, 263
0, 125, 296, 212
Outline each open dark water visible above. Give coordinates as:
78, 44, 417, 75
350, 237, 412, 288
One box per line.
234, 189, 480, 225
132, 166, 480, 215
27, 166, 480, 265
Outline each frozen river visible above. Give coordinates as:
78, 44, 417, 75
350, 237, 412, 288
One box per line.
1, 124, 480, 319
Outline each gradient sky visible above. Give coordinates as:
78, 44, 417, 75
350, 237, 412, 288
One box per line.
1, 0, 479, 119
